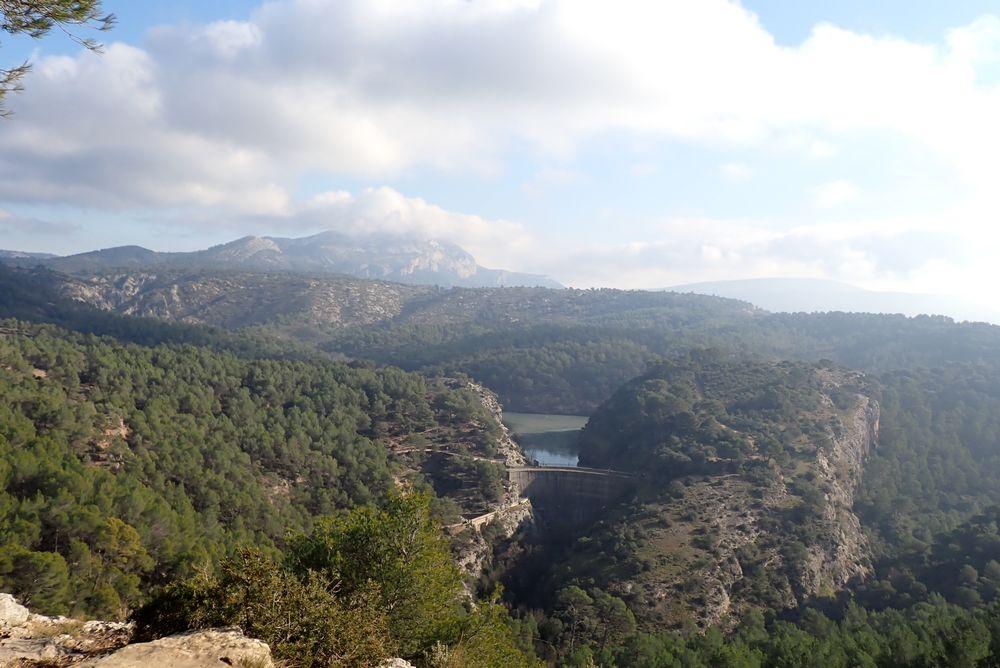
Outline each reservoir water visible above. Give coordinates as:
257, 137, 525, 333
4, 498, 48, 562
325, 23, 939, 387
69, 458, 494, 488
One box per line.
502, 412, 588, 467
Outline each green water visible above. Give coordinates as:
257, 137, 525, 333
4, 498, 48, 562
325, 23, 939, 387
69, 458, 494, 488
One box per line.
503, 412, 588, 467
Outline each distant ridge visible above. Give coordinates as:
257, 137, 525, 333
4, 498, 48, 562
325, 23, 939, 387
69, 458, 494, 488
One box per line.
0, 232, 562, 289
0, 249, 58, 260
670, 277, 1000, 325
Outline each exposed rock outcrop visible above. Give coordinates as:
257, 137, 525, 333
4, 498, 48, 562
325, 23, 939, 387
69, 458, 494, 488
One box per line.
0, 594, 274, 667
588, 366, 881, 630
466, 381, 529, 468
0, 595, 132, 666
80, 628, 273, 668
448, 383, 535, 587
0, 594, 29, 630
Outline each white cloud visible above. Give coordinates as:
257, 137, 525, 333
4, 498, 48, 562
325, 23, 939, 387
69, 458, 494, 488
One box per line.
2, 1, 1000, 296
522, 167, 586, 195
247, 186, 538, 270
720, 162, 752, 182
4, 0, 1000, 210
812, 180, 860, 208
539, 212, 974, 293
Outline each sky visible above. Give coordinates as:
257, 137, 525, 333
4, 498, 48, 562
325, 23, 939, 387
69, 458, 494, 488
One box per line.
2, 0, 1000, 296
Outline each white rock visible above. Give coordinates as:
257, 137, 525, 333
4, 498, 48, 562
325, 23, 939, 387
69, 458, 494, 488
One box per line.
0, 593, 29, 629
382, 660, 416, 668
81, 627, 274, 668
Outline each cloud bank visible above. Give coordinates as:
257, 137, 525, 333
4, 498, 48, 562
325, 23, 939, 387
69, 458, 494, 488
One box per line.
1, 0, 999, 293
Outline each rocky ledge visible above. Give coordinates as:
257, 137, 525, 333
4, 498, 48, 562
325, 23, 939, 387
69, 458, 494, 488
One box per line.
1, 593, 272, 667
2, 590, 419, 668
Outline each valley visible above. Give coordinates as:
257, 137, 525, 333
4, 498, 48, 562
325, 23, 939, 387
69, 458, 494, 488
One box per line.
4, 2, 999, 665
4, 263, 1000, 666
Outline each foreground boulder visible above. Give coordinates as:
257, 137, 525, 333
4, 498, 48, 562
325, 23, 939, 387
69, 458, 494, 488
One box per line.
0, 593, 275, 667
0, 594, 131, 666
0, 594, 30, 630
80, 628, 273, 667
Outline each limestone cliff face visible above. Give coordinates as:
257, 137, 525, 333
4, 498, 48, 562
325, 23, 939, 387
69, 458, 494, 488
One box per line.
0, 593, 271, 667
800, 385, 880, 597
54, 270, 423, 331
599, 368, 880, 630
451, 383, 534, 586
465, 381, 529, 468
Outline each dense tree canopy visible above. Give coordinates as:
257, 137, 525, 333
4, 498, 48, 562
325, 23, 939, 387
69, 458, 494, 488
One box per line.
0, 319, 479, 618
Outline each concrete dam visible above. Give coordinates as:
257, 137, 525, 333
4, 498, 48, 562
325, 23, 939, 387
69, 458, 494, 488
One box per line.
508, 466, 637, 526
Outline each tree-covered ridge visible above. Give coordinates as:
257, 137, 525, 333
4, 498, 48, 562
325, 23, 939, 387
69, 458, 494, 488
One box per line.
577, 352, 869, 474
0, 319, 496, 619
0, 264, 326, 358
856, 362, 1000, 560
500, 355, 876, 632
14, 264, 1000, 415
330, 304, 1000, 415
519, 509, 1000, 666
499, 355, 1000, 664
545, 596, 1000, 667
136, 493, 540, 667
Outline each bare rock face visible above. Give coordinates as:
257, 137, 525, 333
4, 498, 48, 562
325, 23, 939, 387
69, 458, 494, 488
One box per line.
465, 381, 529, 468
0, 594, 29, 629
80, 628, 273, 668
0, 594, 273, 667
445, 382, 534, 588
602, 367, 881, 630
381, 659, 416, 668
0, 595, 132, 666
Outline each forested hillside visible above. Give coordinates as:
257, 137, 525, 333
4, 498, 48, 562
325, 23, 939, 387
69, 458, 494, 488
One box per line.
17, 264, 1000, 415
492, 354, 1000, 664
8, 263, 1000, 665
0, 319, 496, 620
509, 356, 878, 630
340, 311, 1000, 414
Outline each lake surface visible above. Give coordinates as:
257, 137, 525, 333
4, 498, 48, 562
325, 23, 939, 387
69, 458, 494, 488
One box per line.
503, 412, 589, 467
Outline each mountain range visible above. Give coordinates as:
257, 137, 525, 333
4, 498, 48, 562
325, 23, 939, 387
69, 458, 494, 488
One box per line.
0, 232, 562, 289
671, 277, 1000, 325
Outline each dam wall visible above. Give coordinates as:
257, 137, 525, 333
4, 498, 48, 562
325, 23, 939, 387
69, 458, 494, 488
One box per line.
508, 466, 636, 526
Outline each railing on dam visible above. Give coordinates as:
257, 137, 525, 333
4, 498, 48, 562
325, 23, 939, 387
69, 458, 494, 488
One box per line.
508, 465, 636, 478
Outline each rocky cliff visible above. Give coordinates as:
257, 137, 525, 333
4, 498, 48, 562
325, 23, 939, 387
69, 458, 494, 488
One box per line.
571, 360, 881, 629
449, 382, 534, 587
8, 232, 561, 289
0, 593, 419, 667
0, 593, 271, 667
660, 388, 878, 629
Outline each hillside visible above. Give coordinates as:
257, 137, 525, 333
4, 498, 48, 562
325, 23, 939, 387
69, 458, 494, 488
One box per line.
52, 269, 431, 335
0, 249, 58, 261
8, 264, 1000, 663
10, 264, 1000, 417
1, 231, 561, 289
0, 319, 516, 621
554, 356, 880, 628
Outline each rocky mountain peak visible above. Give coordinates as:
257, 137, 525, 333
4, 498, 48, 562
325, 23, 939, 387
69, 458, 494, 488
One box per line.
8, 232, 561, 288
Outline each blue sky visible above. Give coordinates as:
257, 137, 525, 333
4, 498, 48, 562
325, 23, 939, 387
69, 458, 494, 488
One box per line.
2, 1, 999, 295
